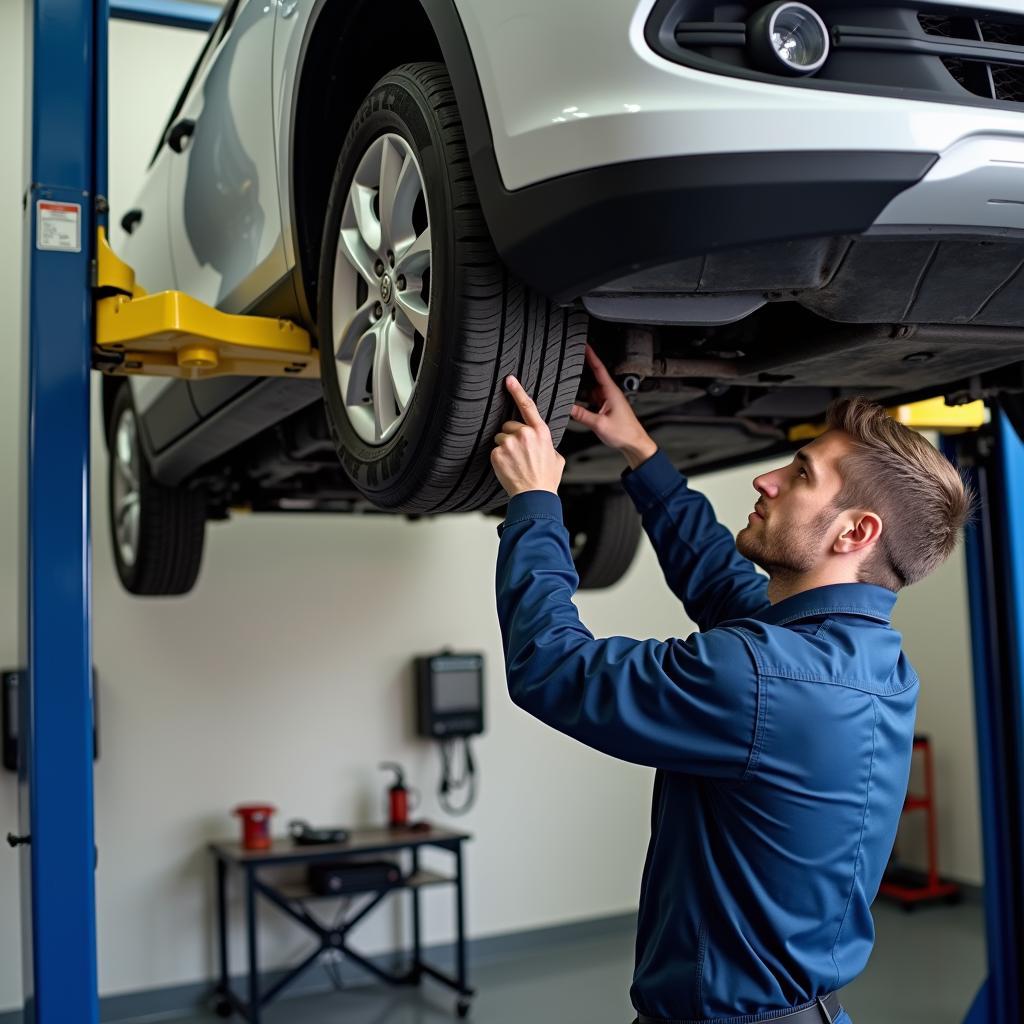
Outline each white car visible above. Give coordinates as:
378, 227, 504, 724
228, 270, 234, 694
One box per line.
107, 0, 1024, 594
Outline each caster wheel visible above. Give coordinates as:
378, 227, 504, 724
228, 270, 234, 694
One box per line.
900, 902, 915, 914
456, 998, 471, 1018
945, 891, 963, 906
214, 997, 233, 1018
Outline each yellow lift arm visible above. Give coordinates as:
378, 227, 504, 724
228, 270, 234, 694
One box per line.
92, 228, 318, 380
788, 395, 987, 441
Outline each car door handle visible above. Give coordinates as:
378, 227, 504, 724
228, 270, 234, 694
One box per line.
120, 208, 143, 235
167, 118, 196, 154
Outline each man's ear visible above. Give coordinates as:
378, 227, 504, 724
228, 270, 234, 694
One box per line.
832, 510, 883, 555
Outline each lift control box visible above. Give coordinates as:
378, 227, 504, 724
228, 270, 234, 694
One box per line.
2, 668, 100, 772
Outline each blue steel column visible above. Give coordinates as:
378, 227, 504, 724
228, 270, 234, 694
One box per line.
947, 414, 1024, 1024
17, 0, 105, 1020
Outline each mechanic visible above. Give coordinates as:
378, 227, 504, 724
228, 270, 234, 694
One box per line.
490, 346, 973, 1024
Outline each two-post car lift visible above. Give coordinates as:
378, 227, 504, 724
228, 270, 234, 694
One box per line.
10, 0, 1024, 1021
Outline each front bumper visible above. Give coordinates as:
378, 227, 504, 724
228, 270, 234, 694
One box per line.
452, 0, 1024, 302
479, 149, 937, 303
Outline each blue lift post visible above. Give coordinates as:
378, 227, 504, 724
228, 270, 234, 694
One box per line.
17, 0, 106, 1019
946, 412, 1024, 1024
15, 4, 214, 1020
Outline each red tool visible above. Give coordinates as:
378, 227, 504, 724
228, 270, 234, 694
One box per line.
234, 804, 276, 851
880, 735, 961, 909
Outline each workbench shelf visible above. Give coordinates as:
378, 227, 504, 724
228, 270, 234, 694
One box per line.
274, 868, 455, 903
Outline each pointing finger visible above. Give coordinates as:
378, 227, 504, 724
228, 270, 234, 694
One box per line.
585, 344, 615, 385
506, 376, 545, 428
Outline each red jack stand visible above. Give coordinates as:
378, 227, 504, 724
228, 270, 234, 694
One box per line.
880, 734, 962, 910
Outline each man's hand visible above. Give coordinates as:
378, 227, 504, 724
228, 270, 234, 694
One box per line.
571, 345, 658, 470
491, 376, 566, 497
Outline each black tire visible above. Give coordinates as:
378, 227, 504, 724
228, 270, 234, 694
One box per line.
317, 62, 586, 514
106, 385, 206, 596
564, 491, 643, 590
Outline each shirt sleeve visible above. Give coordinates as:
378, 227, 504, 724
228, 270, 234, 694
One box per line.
496, 491, 761, 777
621, 450, 770, 632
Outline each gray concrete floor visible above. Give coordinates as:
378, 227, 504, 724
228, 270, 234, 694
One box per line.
150, 900, 985, 1024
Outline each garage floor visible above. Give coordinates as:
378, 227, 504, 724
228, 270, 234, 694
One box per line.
147, 899, 984, 1024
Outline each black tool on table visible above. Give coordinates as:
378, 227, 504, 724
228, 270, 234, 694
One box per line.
288, 819, 350, 846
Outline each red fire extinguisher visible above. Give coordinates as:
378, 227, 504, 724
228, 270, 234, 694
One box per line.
380, 763, 418, 828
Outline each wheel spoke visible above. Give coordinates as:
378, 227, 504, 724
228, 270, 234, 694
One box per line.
384, 320, 416, 414
334, 297, 377, 362
348, 181, 381, 256
115, 453, 138, 491
379, 139, 419, 255
337, 222, 378, 288
127, 501, 140, 545
344, 328, 379, 409
395, 289, 429, 339
394, 226, 431, 274
371, 325, 396, 440
117, 493, 140, 525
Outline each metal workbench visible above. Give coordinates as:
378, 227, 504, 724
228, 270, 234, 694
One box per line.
209, 823, 475, 1021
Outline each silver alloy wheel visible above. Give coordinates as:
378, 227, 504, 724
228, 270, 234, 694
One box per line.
331, 133, 432, 446
112, 407, 141, 568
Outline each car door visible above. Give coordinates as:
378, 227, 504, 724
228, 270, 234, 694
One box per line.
118, 18, 235, 453
165, 0, 286, 314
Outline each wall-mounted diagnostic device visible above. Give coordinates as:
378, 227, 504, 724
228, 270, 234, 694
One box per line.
414, 651, 484, 815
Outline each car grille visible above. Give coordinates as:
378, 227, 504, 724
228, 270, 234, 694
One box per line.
645, 1, 1024, 110
919, 13, 1024, 103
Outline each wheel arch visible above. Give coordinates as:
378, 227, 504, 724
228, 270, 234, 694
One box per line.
289, 0, 497, 328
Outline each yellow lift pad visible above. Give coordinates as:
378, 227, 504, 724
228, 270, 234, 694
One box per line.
93, 228, 318, 380
788, 396, 987, 442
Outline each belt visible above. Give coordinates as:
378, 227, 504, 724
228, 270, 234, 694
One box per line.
637, 991, 843, 1024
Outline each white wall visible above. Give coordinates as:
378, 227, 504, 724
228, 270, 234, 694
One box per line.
0, 9, 983, 1015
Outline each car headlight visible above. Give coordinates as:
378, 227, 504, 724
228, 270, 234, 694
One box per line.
748, 2, 831, 76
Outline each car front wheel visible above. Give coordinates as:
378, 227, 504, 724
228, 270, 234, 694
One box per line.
317, 62, 586, 514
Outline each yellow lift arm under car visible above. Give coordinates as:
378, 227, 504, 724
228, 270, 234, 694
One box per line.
92, 228, 318, 380
788, 396, 987, 441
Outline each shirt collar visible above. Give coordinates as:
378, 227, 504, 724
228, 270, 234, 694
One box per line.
756, 582, 897, 627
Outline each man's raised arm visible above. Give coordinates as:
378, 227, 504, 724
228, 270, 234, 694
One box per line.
571, 346, 768, 631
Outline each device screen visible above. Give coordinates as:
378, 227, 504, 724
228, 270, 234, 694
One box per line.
432, 668, 479, 713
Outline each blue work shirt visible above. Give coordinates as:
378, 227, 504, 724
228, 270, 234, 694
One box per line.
495, 450, 918, 1023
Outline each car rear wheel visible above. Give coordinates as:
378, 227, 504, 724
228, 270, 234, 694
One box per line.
317, 62, 586, 513
565, 491, 643, 590
107, 385, 206, 596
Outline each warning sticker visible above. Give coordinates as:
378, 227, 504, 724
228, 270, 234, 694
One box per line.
36, 200, 81, 253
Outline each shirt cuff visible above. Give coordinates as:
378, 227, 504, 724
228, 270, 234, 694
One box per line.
621, 449, 685, 509
497, 490, 564, 536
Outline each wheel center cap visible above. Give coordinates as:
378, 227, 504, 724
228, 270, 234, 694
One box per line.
380, 274, 393, 304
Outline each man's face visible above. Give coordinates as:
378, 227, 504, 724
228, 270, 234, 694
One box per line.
736, 430, 855, 577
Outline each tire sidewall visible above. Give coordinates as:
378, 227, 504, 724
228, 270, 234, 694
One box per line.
318, 71, 457, 500
107, 385, 144, 592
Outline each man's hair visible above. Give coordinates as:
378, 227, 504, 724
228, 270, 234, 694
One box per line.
824, 397, 975, 591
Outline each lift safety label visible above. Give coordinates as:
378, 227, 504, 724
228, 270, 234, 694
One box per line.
36, 200, 81, 253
